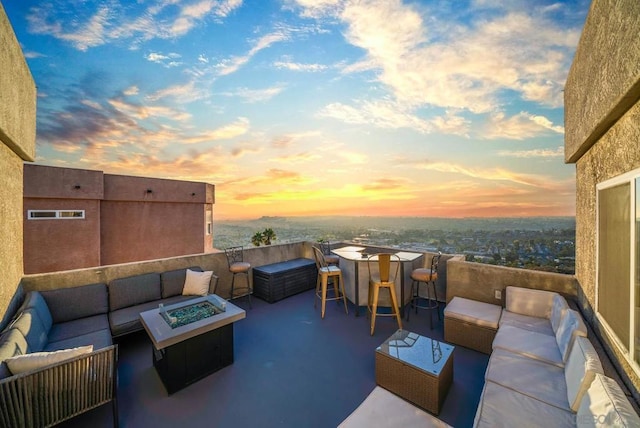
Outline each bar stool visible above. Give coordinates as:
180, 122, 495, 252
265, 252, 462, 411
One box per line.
225, 246, 252, 309
406, 252, 442, 329
313, 246, 348, 318
367, 253, 402, 335
319, 240, 339, 266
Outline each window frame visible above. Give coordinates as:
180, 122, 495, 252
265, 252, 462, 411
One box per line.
27, 210, 86, 220
596, 167, 640, 375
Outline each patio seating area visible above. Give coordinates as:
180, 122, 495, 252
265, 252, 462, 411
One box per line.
57, 288, 489, 427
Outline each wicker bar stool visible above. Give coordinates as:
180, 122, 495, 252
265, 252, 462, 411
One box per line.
406, 252, 442, 329
313, 245, 348, 318
367, 253, 402, 335
225, 246, 252, 309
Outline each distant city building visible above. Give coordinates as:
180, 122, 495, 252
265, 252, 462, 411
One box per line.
23, 164, 215, 274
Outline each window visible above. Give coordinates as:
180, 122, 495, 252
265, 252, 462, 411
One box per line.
597, 170, 640, 371
28, 210, 85, 220
206, 211, 212, 235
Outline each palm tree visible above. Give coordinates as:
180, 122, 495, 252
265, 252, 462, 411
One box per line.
262, 228, 276, 245
251, 231, 263, 247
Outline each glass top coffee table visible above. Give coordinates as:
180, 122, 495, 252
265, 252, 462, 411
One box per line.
375, 329, 454, 415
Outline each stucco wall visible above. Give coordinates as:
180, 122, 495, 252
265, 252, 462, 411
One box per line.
0, 3, 36, 321
564, 0, 640, 163
565, 0, 640, 400
447, 259, 577, 306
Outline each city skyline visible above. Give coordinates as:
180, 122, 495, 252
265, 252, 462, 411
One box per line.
5, 0, 589, 220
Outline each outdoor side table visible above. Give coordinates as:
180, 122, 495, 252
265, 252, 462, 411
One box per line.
375, 329, 454, 415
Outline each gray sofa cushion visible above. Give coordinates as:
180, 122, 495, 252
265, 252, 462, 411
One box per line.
19, 292, 53, 333
41, 283, 109, 323
109, 300, 164, 337
45, 329, 112, 352
10, 308, 49, 353
109, 273, 161, 311
161, 266, 203, 298
48, 315, 111, 344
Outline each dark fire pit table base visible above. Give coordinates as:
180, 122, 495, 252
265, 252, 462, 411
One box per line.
140, 295, 246, 395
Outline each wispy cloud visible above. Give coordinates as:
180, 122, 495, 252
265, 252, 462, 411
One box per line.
145, 52, 183, 67
498, 146, 564, 158
483, 112, 564, 140
222, 85, 286, 103
273, 60, 328, 72
26, 0, 243, 51
216, 31, 289, 76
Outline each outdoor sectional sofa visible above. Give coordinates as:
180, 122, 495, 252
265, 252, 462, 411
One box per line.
341, 286, 640, 427
0, 266, 218, 428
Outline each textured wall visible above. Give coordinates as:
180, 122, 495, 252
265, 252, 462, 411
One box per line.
565, 0, 640, 400
564, 0, 640, 163
0, 3, 36, 319
0, 2, 36, 162
447, 260, 577, 305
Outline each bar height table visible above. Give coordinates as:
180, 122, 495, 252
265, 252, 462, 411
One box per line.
332, 247, 422, 317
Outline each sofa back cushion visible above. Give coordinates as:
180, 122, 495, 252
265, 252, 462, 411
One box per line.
556, 309, 587, 363
41, 283, 109, 324
9, 309, 49, 353
564, 336, 604, 411
577, 373, 640, 427
109, 273, 161, 311
161, 266, 203, 298
550, 294, 569, 333
20, 291, 53, 333
505, 286, 556, 319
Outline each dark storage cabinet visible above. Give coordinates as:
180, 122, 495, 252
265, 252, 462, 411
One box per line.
253, 258, 317, 303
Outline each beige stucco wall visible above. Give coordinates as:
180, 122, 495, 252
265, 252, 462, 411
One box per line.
0, 2, 36, 320
565, 0, 640, 398
564, 0, 640, 163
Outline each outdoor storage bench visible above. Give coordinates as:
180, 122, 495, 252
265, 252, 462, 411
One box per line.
0, 285, 118, 427
108, 266, 219, 337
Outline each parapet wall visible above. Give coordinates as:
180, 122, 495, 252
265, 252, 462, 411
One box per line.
0, 2, 36, 322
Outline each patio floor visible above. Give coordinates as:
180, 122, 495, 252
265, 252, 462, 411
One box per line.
59, 289, 489, 428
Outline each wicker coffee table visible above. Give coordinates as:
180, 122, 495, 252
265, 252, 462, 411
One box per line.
375, 329, 454, 415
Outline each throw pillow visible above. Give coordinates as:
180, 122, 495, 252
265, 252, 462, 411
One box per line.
5, 345, 93, 375
182, 269, 213, 296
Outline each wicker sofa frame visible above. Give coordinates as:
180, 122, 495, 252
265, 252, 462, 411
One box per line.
0, 345, 118, 428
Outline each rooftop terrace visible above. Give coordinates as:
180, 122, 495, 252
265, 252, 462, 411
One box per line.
11, 241, 639, 427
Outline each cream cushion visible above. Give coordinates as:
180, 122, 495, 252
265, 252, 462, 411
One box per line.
182, 269, 213, 296
564, 336, 604, 411
5, 345, 93, 375
474, 381, 575, 428
485, 348, 569, 410
443, 297, 502, 329
499, 311, 554, 336
493, 324, 564, 367
338, 386, 452, 428
555, 309, 588, 363
550, 294, 569, 332
505, 286, 556, 319
577, 373, 640, 427
411, 268, 437, 282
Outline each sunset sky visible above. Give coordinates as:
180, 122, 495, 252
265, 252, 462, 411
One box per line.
5, 0, 589, 220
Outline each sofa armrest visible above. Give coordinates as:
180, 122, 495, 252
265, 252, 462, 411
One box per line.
0, 345, 118, 427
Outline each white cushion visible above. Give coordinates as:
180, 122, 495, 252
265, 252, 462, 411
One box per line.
555, 309, 587, 363
505, 286, 556, 319
493, 324, 564, 367
485, 348, 569, 410
182, 269, 214, 296
564, 336, 604, 411
338, 386, 452, 428
5, 345, 93, 375
577, 373, 640, 427
443, 297, 502, 329
499, 311, 554, 336
474, 381, 575, 428
550, 294, 569, 333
